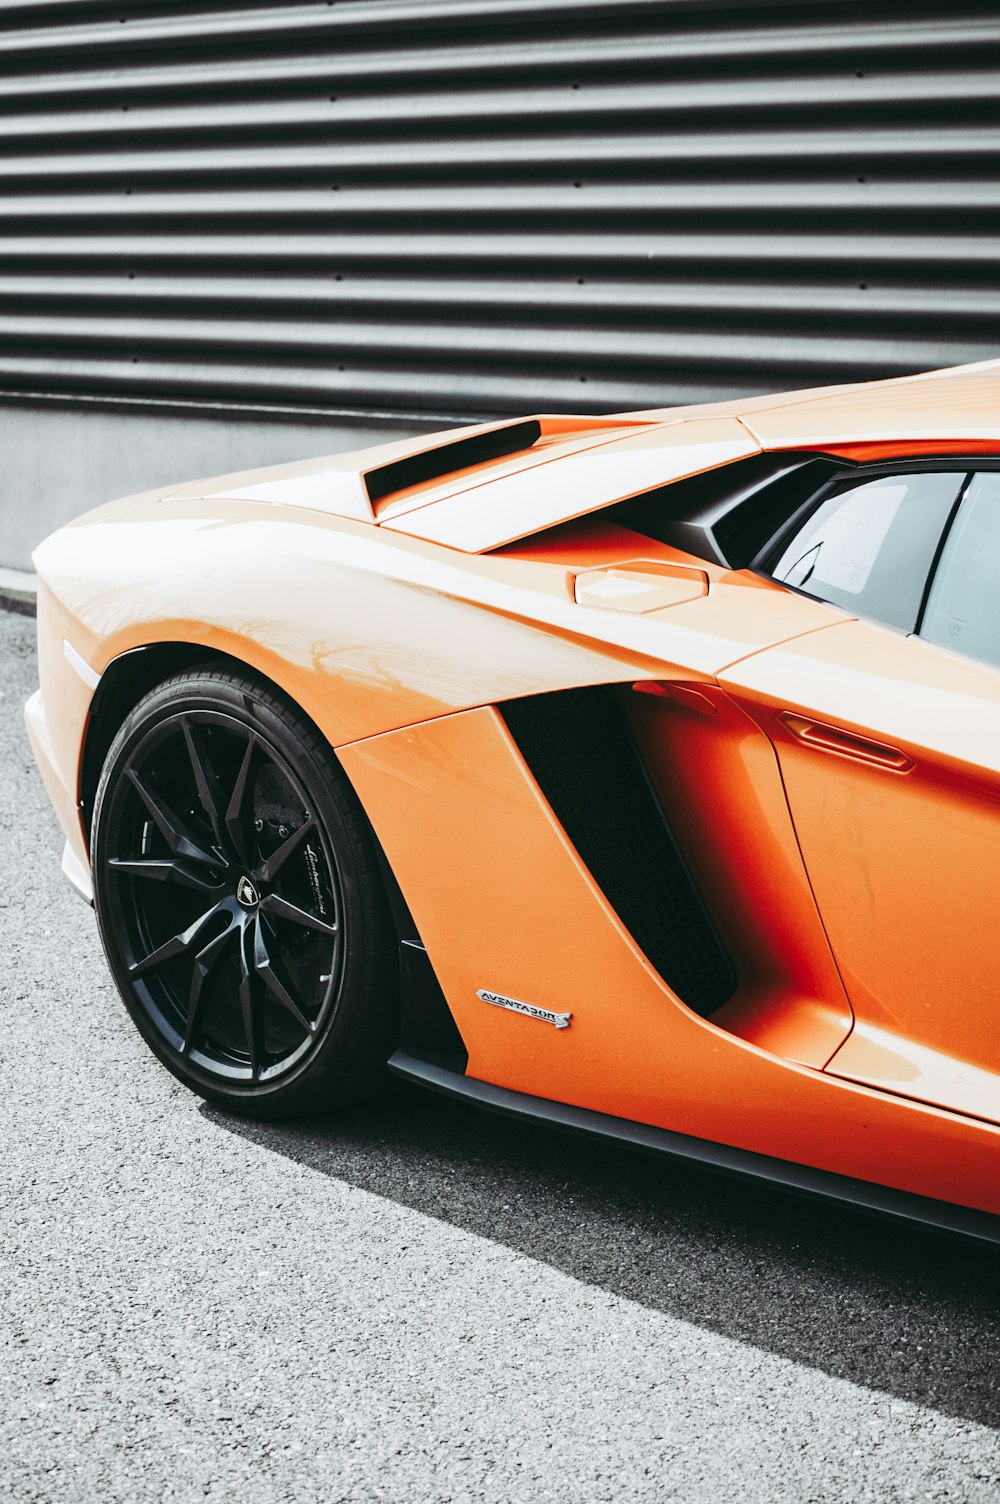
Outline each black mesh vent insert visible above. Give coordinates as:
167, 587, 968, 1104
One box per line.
501, 685, 735, 1017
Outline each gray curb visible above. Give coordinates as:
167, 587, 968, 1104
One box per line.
0, 567, 37, 617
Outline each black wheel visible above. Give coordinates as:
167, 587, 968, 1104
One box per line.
91, 666, 398, 1117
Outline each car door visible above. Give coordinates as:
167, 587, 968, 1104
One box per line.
719, 465, 1000, 1126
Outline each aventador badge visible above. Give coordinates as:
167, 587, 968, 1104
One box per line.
477, 988, 571, 1029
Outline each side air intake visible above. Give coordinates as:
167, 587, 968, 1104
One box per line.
364, 418, 542, 505
501, 685, 735, 1017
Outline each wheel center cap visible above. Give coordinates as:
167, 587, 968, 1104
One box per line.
236, 875, 260, 910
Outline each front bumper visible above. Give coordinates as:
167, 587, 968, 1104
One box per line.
25, 686, 93, 904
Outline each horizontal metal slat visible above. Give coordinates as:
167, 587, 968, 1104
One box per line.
7, 309, 992, 375
2, 15, 997, 106
4, 71, 1000, 147
4, 129, 999, 185
0, 230, 992, 267
0, 351, 781, 414
1, 272, 994, 326
0, 0, 876, 61
3, 183, 998, 220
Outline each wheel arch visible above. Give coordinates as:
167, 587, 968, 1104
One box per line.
80, 637, 378, 840
78, 636, 423, 935
80, 642, 241, 841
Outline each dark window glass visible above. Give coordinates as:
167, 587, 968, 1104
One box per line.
920, 472, 1000, 669
768, 471, 964, 632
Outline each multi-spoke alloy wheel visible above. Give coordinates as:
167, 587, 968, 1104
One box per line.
92, 669, 397, 1116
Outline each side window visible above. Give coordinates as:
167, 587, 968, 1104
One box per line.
767, 471, 964, 633
920, 472, 1000, 669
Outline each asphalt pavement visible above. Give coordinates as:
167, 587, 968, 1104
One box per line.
2, 605, 999, 1503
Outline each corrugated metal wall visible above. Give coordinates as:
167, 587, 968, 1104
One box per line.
1, 0, 998, 422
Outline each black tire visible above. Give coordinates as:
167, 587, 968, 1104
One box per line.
91, 666, 398, 1117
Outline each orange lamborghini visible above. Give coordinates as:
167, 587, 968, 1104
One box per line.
25, 360, 1000, 1245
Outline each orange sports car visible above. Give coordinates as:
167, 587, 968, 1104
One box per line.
25, 360, 1000, 1245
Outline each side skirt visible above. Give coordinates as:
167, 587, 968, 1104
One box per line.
388, 1049, 1000, 1250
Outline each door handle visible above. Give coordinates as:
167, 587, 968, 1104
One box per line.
779, 713, 914, 773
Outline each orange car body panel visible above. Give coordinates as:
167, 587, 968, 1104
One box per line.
722, 621, 1000, 1126
338, 706, 998, 1215
26, 359, 1000, 1220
